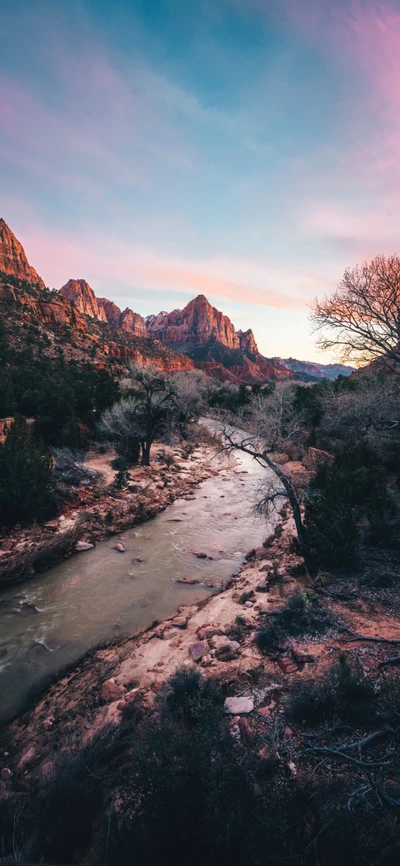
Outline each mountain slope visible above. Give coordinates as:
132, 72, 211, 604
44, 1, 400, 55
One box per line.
277, 357, 355, 380
0, 219, 45, 289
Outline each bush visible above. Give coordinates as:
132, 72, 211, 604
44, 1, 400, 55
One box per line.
256, 591, 332, 653
289, 654, 375, 725
111, 455, 129, 471
0, 415, 55, 526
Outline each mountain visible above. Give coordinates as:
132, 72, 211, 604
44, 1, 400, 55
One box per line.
146, 294, 292, 384
59, 281, 291, 384
277, 358, 355, 381
0, 219, 45, 289
60, 280, 148, 337
146, 294, 257, 353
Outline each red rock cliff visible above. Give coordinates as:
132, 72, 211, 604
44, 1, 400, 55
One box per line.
0, 219, 45, 289
60, 279, 108, 322
146, 294, 257, 351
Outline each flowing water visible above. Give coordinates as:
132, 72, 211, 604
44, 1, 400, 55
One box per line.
0, 448, 279, 723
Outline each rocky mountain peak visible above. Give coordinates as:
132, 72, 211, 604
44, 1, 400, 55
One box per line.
0, 218, 45, 289
146, 293, 254, 351
59, 279, 108, 322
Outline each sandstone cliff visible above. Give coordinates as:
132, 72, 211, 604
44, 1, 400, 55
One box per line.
60, 280, 148, 337
60, 279, 108, 322
146, 294, 259, 353
0, 219, 45, 289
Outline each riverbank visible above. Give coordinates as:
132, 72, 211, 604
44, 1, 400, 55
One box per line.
0, 433, 222, 588
3, 503, 400, 779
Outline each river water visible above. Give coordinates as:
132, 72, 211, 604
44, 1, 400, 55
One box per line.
0, 449, 278, 723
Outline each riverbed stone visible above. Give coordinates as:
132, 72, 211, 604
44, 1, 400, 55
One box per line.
224, 696, 254, 714
114, 542, 126, 553
75, 541, 95, 552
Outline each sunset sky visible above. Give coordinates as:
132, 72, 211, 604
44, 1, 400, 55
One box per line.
1, 0, 399, 360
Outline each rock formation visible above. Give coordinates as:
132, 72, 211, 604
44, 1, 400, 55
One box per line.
119, 307, 148, 338
146, 294, 258, 352
59, 279, 108, 322
0, 219, 45, 289
60, 281, 148, 337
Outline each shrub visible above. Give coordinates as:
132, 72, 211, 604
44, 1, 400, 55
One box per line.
289, 654, 375, 725
256, 591, 332, 653
0, 415, 55, 526
111, 455, 129, 471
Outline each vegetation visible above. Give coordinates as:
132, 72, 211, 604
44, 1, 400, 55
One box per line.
2, 668, 400, 866
256, 591, 332, 652
0, 415, 55, 526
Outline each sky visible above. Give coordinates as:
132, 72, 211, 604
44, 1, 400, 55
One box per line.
1, 0, 400, 361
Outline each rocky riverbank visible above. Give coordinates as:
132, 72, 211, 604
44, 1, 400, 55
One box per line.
3, 499, 400, 786
0, 437, 222, 588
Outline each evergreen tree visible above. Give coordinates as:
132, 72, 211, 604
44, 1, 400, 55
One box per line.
0, 415, 55, 526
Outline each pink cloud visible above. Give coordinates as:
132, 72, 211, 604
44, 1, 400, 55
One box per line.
11, 219, 315, 310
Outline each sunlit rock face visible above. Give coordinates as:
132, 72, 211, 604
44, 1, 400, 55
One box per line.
59, 279, 108, 322
119, 307, 148, 337
0, 218, 45, 289
146, 294, 258, 351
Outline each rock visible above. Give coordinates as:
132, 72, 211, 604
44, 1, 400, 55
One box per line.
75, 541, 94, 552
184, 496, 196, 501
256, 579, 269, 592
244, 601, 253, 608
193, 552, 207, 558
125, 688, 139, 703
286, 760, 297, 779
172, 616, 188, 629
258, 706, 271, 717
101, 679, 126, 702
114, 542, 126, 552
302, 447, 334, 471
277, 657, 298, 675
291, 645, 315, 664
224, 696, 254, 714
43, 716, 54, 731
238, 717, 252, 746
17, 746, 36, 770
197, 626, 225, 640
177, 577, 200, 585
284, 726, 294, 737
258, 746, 271, 761
1, 767, 12, 780
245, 548, 257, 561
216, 649, 237, 662
0, 219, 45, 288
189, 641, 209, 662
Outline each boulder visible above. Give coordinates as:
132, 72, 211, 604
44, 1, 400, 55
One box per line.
224, 696, 254, 714
256, 579, 269, 592
75, 541, 95, 552
189, 641, 209, 662
303, 447, 334, 471
172, 616, 188, 629
291, 644, 315, 664
101, 679, 125, 702
114, 542, 126, 553
1, 768, 12, 780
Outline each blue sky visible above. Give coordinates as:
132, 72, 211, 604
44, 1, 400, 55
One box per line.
1, 0, 400, 360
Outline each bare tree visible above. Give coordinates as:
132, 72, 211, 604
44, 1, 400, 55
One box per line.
220, 384, 308, 550
99, 365, 207, 466
312, 255, 400, 367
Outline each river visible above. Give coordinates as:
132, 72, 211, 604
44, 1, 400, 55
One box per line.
0, 448, 279, 723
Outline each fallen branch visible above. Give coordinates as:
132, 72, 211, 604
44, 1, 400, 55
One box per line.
300, 746, 388, 768
340, 627, 400, 646
379, 656, 400, 667
341, 730, 390, 751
